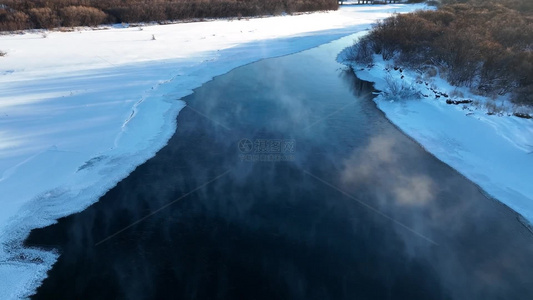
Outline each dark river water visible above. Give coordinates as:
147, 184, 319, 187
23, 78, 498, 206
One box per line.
26, 36, 533, 299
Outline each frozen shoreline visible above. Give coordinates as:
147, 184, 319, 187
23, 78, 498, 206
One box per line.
0, 4, 427, 299
339, 50, 533, 226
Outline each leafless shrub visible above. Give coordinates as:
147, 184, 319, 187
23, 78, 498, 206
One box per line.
485, 100, 505, 115
383, 74, 422, 101
344, 37, 374, 65
28, 8, 60, 29
0, 10, 30, 31
513, 105, 533, 116
353, 37, 375, 65
59, 6, 107, 27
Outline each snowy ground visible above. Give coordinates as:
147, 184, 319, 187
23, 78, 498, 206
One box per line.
0, 4, 427, 299
339, 51, 533, 228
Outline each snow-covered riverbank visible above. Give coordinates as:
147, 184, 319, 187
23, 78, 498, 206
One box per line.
339, 51, 533, 227
0, 4, 427, 299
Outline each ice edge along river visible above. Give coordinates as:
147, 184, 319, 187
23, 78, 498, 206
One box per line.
338, 51, 533, 231
0, 4, 427, 299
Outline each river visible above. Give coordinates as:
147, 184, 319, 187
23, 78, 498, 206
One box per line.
26, 35, 533, 299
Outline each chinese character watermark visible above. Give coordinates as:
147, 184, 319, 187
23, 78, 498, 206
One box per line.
238, 138, 296, 162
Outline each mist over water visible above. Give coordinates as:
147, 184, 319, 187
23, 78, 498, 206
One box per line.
26, 36, 533, 299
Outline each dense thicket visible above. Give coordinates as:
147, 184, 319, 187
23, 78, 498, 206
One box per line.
0, 0, 338, 31
348, 0, 533, 105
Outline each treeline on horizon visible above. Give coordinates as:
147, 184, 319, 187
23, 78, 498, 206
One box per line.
348, 0, 533, 105
0, 0, 338, 31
